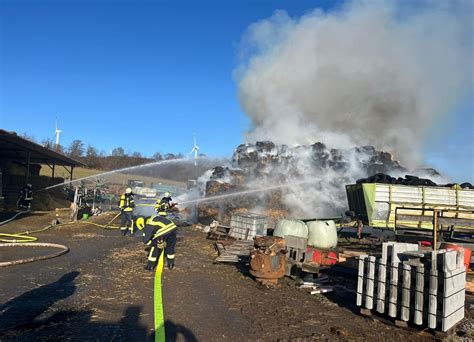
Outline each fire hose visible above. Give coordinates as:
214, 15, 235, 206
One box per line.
0, 210, 29, 226
0, 211, 122, 267
84, 211, 122, 230
154, 250, 166, 342
0, 221, 75, 266
0, 242, 70, 267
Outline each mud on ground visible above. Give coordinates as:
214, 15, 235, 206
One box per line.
0, 211, 471, 341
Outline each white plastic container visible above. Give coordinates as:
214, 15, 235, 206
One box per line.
306, 220, 338, 249
229, 213, 268, 240
273, 219, 308, 239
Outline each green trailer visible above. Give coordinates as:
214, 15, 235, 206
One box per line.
346, 183, 474, 232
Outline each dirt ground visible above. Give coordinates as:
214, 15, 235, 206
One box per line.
0, 211, 472, 341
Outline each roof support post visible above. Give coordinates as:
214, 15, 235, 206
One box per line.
70, 166, 74, 185
26, 151, 31, 184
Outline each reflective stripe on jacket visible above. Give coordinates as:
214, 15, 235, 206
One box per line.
119, 194, 135, 212
142, 215, 177, 244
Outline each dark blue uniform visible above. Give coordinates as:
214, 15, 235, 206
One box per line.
142, 215, 177, 270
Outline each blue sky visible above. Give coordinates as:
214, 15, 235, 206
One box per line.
0, 0, 472, 182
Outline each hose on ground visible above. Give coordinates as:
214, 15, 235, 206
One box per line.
0, 211, 29, 226
0, 211, 122, 243
85, 212, 122, 229
0, 211, 122, 266
0, 242, 70, 267
0, 222, 76, 243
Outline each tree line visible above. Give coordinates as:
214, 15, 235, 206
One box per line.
23, 134, 185, 170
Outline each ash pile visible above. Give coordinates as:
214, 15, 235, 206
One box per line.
197, 141, 442, 225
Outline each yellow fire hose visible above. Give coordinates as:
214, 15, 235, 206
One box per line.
0, 222, 74, 243
85, 211, 122, 230
154, 250, 166, 342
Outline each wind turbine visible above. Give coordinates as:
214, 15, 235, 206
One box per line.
55, 118, 62, 149
189, 134, 200, 166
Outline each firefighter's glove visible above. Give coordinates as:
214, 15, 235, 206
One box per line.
167, 258, 175, 270
144, 263, 155, 271
156, 239, 166, 249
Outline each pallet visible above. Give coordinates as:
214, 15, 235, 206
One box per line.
214, 240, 253, 263
359, 308, 456, 338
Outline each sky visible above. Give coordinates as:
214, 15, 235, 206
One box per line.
0, 0, 472, 182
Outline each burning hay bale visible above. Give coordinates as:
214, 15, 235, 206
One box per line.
196, 141, 446, 224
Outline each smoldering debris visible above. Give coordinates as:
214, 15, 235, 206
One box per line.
196, 141, 447, 224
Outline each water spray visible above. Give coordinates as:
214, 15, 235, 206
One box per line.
39, 158, 198, 192
178, 180, 315, 206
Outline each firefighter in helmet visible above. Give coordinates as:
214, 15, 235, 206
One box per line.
154, 191, 175, 216
136, 211, 177, 271
18, 184, 33, 210
119, 187, 135, 235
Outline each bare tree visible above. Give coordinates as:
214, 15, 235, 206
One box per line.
112, 147, 125, 157
42, 137, 55, 149
21, 132, 37, 142
68, 140, 85, 159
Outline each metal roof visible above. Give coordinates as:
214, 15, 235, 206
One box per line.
0, 129, 83, 167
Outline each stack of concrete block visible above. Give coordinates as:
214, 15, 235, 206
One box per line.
357, 242, 466, 332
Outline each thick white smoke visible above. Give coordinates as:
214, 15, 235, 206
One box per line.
235, 0, 473, 166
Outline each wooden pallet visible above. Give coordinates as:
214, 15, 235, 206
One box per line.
215, 240, 253, 263
359, 308, 455, 338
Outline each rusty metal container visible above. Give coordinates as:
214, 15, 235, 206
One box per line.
249, 236, 286, 285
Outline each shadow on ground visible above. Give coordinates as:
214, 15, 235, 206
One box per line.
0, 271, 197, 341
0, 271, 80, 331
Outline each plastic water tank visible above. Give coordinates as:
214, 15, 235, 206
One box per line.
307, 220, 338, 249
273, 219, 308, 239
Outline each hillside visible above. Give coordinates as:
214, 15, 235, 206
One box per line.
40, 167, 186, 188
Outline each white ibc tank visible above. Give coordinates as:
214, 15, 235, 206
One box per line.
307, 220, 338, 249
273, 219, 308, 239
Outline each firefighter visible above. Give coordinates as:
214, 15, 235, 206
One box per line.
119, 188, 135, 236
139, 212, 177, 271
154, 198, 164, 215
17, 184, 33, 210
158, 191, 176, 215
161, 192, 174, 209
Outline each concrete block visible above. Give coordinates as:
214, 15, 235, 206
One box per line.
376, 260, 387, 313
381, 242, 394, 264
441, 250, 458, 272
388, 262, 401, 318
391, 243, 418, 263
401, 262, 411, 321
443, 268, 466, 297
442, 305, 465, 332
365, 256, 376, 309
284, 235, 307, 250
414, 264, 425, 325
442, 289, 465, 317
357, 255, 368, 307
428, 252, 439, 329
456, 249, 465, 269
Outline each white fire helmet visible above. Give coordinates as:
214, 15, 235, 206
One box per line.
164, 192, 171, 197
125, 188, 132, 194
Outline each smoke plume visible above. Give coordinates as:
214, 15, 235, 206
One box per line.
235, 0, 473, 166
